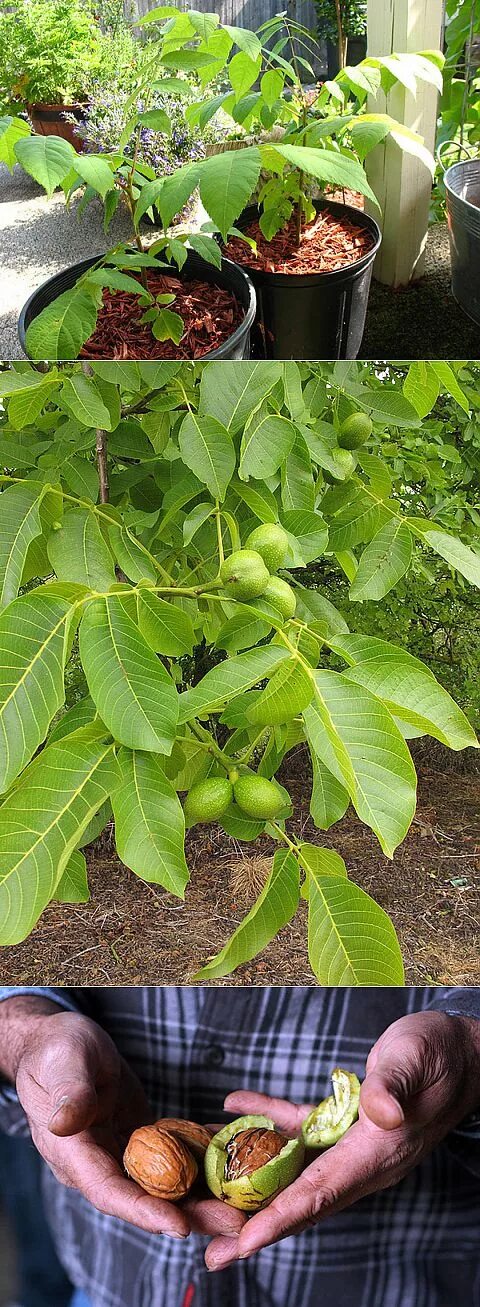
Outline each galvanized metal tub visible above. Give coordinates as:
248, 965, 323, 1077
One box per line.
444, 158, 480, 326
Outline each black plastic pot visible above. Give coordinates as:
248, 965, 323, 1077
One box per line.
18, 249, 256, 360
326, 36, 367, 79
228, 201, 382, 360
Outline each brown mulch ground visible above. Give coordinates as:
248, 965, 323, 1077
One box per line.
226, 208, 374, 275
80, 271, 244, 360
0, 748, 478, 988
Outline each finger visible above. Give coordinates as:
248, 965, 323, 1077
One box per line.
224, 1091, 314, 1136
205, 1235, 240, 1271
184, 1196, 247, 1236
207, 1119, 421, 1267
51, 1134, 191, 1238
48, 1081, 99, 1137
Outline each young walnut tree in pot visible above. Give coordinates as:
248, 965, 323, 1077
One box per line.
0, 8, 443, 357
0, 360, 477, 982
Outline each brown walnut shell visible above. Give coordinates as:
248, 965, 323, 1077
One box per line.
154, 1118, 213, 1161
225, 1127, 288, 1181
123, 1124, 197, 1200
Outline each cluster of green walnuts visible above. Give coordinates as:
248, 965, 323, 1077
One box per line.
182, 411, 373, 830
184, 522, 293, 829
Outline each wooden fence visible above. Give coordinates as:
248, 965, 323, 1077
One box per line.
129, 0, 321, 49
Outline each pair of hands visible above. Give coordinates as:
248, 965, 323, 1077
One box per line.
10, 1007, 480, 1271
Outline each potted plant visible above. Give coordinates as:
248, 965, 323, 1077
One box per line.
188, 12, 443, 358
5, 9, 442, 360
0, 0, 112, 148
6, 13, 264, 360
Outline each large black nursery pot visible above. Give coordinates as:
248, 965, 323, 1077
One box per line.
18, 249, 256, 360
228, 200, 382, 361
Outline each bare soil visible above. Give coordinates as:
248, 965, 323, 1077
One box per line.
0, 749, 478, 988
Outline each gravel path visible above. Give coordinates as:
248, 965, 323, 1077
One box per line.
0, 163, 132, 359
1, 162, 479, 360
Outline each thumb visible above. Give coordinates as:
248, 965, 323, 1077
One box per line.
360, 1067, 406, 1131
48, 1068, 98, 1138
361, 1030, 427, 1131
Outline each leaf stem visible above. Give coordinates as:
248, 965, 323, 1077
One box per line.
188, 720, 231, 771
214, 500, 225, 566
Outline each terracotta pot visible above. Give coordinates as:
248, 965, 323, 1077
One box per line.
28, 102, 84, 151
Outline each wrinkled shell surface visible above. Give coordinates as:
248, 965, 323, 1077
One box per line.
225, 1127, 288, 1181
124, 1124, 198, 1200
154, 1118, 213, 1161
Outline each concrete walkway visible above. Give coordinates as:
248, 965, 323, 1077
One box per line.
0, 163, 133, 360
1, 162, 479, 359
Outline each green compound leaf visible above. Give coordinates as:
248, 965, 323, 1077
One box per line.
0, 482, 45, 609
0, 731, 116, 944
195, 848, 299, 979
25, 285, 101, 362
304, 670, 417, 857
54, 849, 90, 903
14, 134, 75, 198
0, 591, 78, 793
178, 412, 235, 501
79, 596, 179, 753
138, 591, 196, 657
112, 748, 189, 896
247, 658, 314, 726
178, 645, 290, 722
350, 520, 413, 600
306, 858, 405, 985
310, 754, 350, 830
47, 509, 116, 590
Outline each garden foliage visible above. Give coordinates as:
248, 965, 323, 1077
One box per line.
0, 9, 443, 356
0, 0, 132, 110
0, 359, 478, 982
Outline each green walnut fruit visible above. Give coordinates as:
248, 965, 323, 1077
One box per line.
205, 1115, 305, 1211
302, 1069, 361, 1148
220, 549, 270, 601
183, 777, 233, 826
338, 412, 373, 450
245, 523, 290, 573
263, 575, 296, 620
234, 774, 287, 821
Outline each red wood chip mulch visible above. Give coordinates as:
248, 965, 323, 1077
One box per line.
80, 271, 244, 359
225, 210, 375, 276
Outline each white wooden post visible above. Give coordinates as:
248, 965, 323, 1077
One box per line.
366, 0, 444, 287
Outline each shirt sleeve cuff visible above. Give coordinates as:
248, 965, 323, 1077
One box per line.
0, 987, 80, 1012
427, 987, 480, 1023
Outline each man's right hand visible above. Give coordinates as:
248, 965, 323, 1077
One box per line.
3, 999, 245, 1240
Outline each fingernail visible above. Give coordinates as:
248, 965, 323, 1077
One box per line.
49, 1095, 70, 1120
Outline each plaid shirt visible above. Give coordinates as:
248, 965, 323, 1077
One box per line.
0, 986, 480, 1307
